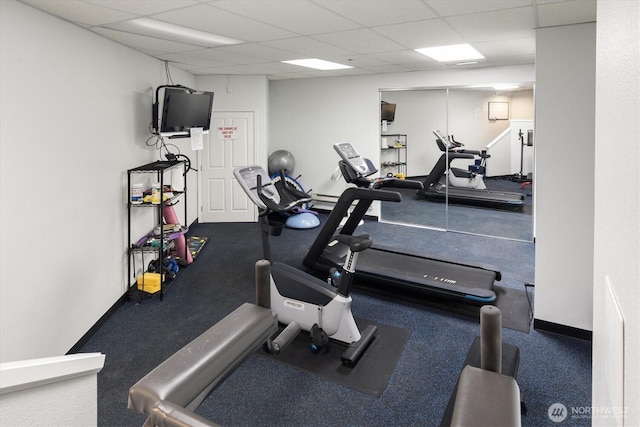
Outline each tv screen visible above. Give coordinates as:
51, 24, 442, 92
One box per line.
381, 101, 396, 123
160, 88, 214, 137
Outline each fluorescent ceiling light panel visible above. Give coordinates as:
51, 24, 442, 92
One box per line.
104, 18, 243, 47
415, 44, 484, 62
493, 84, 521, 90
282, 59, 353, 70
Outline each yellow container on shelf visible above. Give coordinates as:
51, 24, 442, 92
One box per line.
137, 272, 164, 294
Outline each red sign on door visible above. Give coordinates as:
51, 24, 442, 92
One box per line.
217, 126, 237, 140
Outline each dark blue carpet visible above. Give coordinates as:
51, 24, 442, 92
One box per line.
78, 217, 591, 426
381, 177, 533, 241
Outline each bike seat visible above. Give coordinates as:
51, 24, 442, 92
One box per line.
336, 234, 372, 252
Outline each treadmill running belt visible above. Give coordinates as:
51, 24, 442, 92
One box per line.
334, 245, 497, 302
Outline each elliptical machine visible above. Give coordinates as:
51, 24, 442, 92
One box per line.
234, 165, 377, 367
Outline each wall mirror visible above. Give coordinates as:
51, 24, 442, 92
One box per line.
379, 86, 535, 242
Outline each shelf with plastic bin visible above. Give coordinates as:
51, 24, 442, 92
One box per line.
381, 161, 407, 167
381, 144, 406, 150
130, 187, 184, 207
130, 224, 188, 253
380, 133, 407, 176
129, 224, 188, 296
381, 134, 407, 148
127, 159, 188, 301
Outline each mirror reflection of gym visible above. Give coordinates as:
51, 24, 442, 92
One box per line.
379, 87, 534, 242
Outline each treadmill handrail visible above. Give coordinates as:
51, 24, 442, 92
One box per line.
256, 174, 311, 214
372, 177, 423, 190
340, 186, 402, 203
303, 186, 401, 270
276, 169, 314, 201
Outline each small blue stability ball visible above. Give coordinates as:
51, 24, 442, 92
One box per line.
268, 150, 296, 176
286, 212, 320, 229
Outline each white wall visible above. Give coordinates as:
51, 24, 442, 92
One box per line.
0, 353, 105, 426
0, 0, 195, 362
269, 65, 535, 212
534, 23, 596, 331
593, 1, 640, 424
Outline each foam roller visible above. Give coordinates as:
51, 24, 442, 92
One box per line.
480, 305, 502, 373
162, 205, 193, 264
255, 260, 271, 309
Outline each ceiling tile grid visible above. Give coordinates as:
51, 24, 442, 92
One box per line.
17, 0, 596, 79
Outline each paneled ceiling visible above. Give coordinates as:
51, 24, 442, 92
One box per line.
19, 0, 596, 80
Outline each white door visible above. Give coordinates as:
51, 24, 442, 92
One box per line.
201, 111, 256, 222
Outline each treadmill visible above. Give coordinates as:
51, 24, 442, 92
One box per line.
416, 130, 524, 209
302, 142, 500, 305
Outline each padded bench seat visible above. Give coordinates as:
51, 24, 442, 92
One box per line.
450, 365, 521, 427
128, 302, 278, 426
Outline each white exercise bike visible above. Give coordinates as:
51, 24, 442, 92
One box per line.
234, 165, 377, 367
434, 130, 488, 190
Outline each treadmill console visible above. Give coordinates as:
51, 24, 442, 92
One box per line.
333, 142, 376, 176
233, 165, 279, 210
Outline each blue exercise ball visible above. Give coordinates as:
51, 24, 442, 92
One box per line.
268, 150, 295, 176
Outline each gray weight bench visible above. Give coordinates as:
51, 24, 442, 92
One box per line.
446, 305, 522, 427
450, 365, 521, 427
128, 261, 298, 427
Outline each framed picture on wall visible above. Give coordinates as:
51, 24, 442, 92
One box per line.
488, 101, 509, 120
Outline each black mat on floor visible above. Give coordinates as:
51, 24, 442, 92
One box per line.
493, 286, 532, 333
356, 284, 532, 333
258, 318, 411, 397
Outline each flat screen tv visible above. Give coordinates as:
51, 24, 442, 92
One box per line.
381, 101, 396, 123
159, 87, 214, 138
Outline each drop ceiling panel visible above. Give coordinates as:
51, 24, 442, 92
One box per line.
191, 62, 296, 75
180, 48, 270, 65
314, 0, 438, 27
372, 19, 465, 49
210, 0, 360, 35
150, 3, 297, 42
367, 50, 442, 67
156, 52, 232, 68
361, 63, 416, 74
537, 0, 596, 27
475, 37, 536, 57
446, 7, 536, 42
312, 28, 406, 54
17, 0, 596, 79
425, 0, 531, 16
328, 54, 392, 68
262, 36, 353, 58
85, 0, 199, 16
20, 0, 135, 26
214, 43, 298, 62
91, 27, 199, 53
